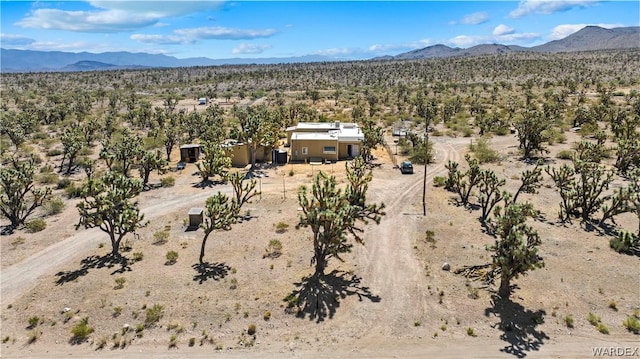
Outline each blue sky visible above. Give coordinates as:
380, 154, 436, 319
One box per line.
1, 1, 637, 59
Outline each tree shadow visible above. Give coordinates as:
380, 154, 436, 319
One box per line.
285, 270, 381, 323
484, 295, 549, 358
192, 262, 230, 283
55, 254, 132, 285
192, 179, 226, 189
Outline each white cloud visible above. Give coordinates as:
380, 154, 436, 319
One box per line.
174, 26, 277, 40
549, 23, 624, 40
88, 1, 224, 16
368, 39, 432, 53
496, 32, 540, 42
461, 12, 490, 25
16, 1, 224, 33
493, 24, 515, 36
16, 8, 157, 32
28, 40, 98, 52
131, 26, 277, 46
130, 34, 190, 45
0, 33, 35, 46
510, 0, 599, 18
449, 12, 490, 25
314, 48, 359, 57
449, 35, 484, 47
448, 30, 540, 47
232, 43, 272, 55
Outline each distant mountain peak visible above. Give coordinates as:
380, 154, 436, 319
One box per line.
388, 25, 638, 60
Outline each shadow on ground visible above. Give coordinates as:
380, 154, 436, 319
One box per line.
484, 295, 549, 358
285, 270, 381, 323
55, 254, 132, 285
192, 179, 227, 189
192, 262, 230, 283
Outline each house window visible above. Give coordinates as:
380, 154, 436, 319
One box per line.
323, 146, 336, 154
302, 147, 308, 155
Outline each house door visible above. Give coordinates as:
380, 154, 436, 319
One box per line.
348, 145, 360, 157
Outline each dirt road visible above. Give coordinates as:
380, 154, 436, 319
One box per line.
0, 185, 235, 306
351, 139, 464, 336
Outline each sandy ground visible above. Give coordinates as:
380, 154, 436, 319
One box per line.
1, 134, 638, 358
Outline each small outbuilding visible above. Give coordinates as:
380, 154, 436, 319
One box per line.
180, 144, 201, 163
188, 208, 204, 228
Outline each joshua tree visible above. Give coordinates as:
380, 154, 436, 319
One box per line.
76, 171, 146, 257
199, 172, 256, 264
0, 155, 52, 229
514, 107, 550, 159
490, 202, 544, 299
297, 157, 385, 276
138, 150, 168, 187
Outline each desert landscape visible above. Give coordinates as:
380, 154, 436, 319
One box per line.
1, 47, 640, 359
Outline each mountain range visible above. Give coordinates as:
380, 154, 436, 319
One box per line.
384, 26, 639, 60
1, 26, 638, 73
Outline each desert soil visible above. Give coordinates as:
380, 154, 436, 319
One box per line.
1, 133, 638, 358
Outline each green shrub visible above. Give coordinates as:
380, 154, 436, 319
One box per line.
168, 334, 177, 348
112, 306, 123, 317
263, 239, 283, 259
469, 138, 499, 163
610, 231, 638, 253
28, 316, 40, 329
466, 327, 477, 337
263, 311, 271, 321
57, 178, 72, 189
433, 176, 446, 187
283, 293, 299, 309
40, 164, 54, 173
65, 183, 83, 198
132, 252, 144, 262
543, 127, 566, 145
70, 317, 94, 343
275, 222, 289, 233
556, 150, 574, 160
461, 127, 474, 137
25, 218, 46, 233
247, 324, 257, 335
165, 250, 178, 265
596, 322, 609, 334
587, 312, 600, 326
623, 315, 640, 334
114, 277, 126, 290
154, 230, 169, 245
38, 172, 58, 184
145, 304, 164, 326
46, 149, 63, 157
44, 196, 65, 215
33, 132, 49, 140
564, 314, 574, 328
160, 176, 175, 187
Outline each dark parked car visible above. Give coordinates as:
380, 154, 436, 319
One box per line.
400, 161, 414, 174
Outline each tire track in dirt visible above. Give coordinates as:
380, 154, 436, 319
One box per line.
352, 139, 463, 335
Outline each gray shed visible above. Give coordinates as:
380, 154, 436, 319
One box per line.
188, 208, 204, 228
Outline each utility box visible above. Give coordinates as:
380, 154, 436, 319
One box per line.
188, 208, 204, 228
